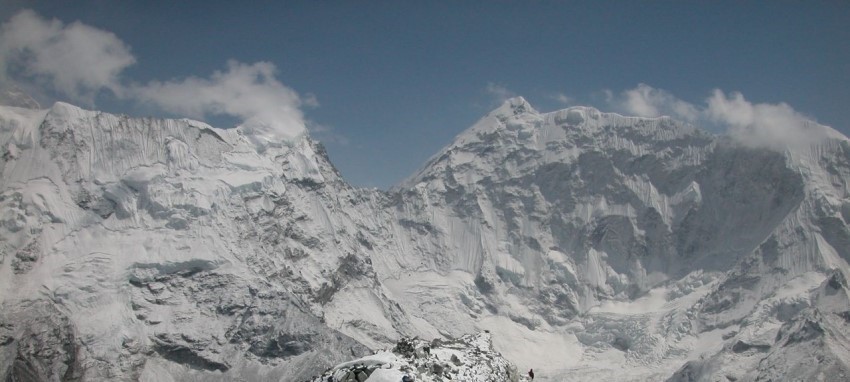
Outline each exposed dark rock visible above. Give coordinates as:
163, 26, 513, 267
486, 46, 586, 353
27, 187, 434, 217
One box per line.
0, 302, 84, 382
730, 340, 770, 353
152, 337, 229, 372
612, 336, 631, 352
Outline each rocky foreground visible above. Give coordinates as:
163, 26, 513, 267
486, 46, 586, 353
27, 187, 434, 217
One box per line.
308, 332, 530, 382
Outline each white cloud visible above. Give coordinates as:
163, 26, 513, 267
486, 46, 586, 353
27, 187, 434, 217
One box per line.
549, 92, 574, 106
0, 10, 135, 102
705, 89, 827, 148
604, 84, 830, 149
130, 60, 307, 146
0, 9, 311, 146
486, 82, 516, 103
618, 83, 699, 122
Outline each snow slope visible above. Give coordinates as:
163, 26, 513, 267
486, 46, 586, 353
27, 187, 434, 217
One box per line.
2, 97, 850, 381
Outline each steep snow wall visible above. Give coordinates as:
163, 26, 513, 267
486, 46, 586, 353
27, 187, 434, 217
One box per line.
375, 97, 850, 380
0, 103, 385, 381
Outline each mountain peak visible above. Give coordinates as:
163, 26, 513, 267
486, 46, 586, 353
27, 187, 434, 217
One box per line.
398, 97, 708, 189
489, 96, 537, 118
4, 96, 850, 382
0, 85, 41, 109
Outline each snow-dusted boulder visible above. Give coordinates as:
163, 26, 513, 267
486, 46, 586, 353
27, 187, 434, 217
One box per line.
309, 332, 528, 382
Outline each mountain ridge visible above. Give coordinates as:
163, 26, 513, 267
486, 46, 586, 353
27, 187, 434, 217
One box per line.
1, 98, 849, 381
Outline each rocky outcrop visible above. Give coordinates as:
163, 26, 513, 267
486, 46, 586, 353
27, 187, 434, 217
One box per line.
309, 332, 526, 382
0, 301, 84, 382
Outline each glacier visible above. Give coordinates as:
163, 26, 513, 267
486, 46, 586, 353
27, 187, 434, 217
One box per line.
1, 96, 849, 381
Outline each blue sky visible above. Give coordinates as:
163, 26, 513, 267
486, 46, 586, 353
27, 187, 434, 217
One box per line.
1, 1, 848, 188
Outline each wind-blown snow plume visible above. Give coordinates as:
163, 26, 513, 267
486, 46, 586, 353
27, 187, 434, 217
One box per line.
0, 10, 135, 103
0, 9, 307, 145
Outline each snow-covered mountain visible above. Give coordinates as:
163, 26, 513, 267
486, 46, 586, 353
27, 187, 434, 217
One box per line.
0, 86, 40, 110
1, 97, 849, 381
0, 102, 381, 381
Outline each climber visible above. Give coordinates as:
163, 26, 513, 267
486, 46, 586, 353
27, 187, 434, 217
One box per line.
528, 368, 534, 380
402, 374, 414, 382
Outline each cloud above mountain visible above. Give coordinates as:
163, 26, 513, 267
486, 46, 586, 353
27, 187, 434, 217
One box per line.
607, 83, 828, 149
0, 10, 135, 103
0, 9, 307, 144
705, 89, 829, 148
129, 61, 307, 144
0, 9, 831, 151
617, 83, 700, 122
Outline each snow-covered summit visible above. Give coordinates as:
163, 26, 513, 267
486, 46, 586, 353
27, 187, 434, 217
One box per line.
2, 97, 850, 382
385, 97, 850, 380
0, 101, 368, 381
401, 98, 708, 191
489, 96, 536, 117
0, 85, 41, 109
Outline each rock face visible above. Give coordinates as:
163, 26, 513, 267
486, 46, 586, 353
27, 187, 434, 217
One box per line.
1, 97, 850, 381
666, 271, 850, 382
